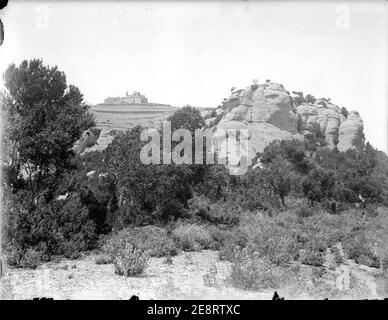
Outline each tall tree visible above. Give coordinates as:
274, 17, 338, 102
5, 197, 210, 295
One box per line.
2, 59, 95, 201
104, 126, 194, 225
263, 155, 294, 207
167, 105, 205, 132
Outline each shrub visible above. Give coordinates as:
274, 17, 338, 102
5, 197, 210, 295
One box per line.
219, 228, 249, 261
164, 256, 173, 265
207, 225, 232, 250
382, 256, 388, 275
203, 264, 218, 287
113, 242, 150, 276
356, 254, 380, 269
343, 238, 380, 268
102, 226, 178, 259
195, 166, 232, 201
229, 249, 285, 290
218, 212, 301, 266
6, 247, 43, 269
300, 250, 324, 267
305, 236, 328, 253
331, 246, 344, 264
172, 224, 213, 251
95, 255, 111, 265
189, 195, 241, 226
156, 199, 187, 222
131, 226, 179, 257
243, 213, 301, 265
312, 266, 326, 278
4, 191, 98, 268
302, 168, 336, 204
294, 204, 314, 218
234, 169, 280, 212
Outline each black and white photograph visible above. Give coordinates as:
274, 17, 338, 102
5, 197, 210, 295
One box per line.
0, 0, 387, 303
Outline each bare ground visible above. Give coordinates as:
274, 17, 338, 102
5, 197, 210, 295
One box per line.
1, 250, 387, 300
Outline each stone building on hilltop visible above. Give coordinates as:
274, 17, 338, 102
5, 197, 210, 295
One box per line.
104, 91, 148, 104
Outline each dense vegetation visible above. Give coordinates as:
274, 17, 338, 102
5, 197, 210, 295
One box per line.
1, 60, 388, 295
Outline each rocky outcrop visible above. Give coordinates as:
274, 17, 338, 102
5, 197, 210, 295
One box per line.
73, 128, 101, 154
296, 99, 349, 149
337, 111, 364, 151
213, 81, 364, 163
214, 82, 303, 165
73, 128, 117, 155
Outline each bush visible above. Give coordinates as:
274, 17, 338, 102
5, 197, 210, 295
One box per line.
188, 195, 241, 226
234, 169, 280, 212
343, 238, 380, 268
156, 199, 187, 222
22, 249, 43, 269
294, 204, 314, 218
203, 264, 218, 286
103, 226, 178, 259
4, 191, 98, 268
113, 242, 150, 276
243, 213, 301, 265
172, 224, 213, 251
6, 247, 44, 269
300, 250, 324, 267
207, 225, 232, 250
382, 256, 388, 275
229, 249, 286, 290
95, 254, 111, 265
132, 226, 179, 257
219, 228, 249, 261
331, 246, 344, 264
302, 168, 336, 204
218, 212, 301, 266
195, 166, 231, 201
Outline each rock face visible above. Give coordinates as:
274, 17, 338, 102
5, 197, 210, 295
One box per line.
337, 111, 364, 152
73, 128, 101, 155
73, 128, 116, 155
214, 81, 364, 163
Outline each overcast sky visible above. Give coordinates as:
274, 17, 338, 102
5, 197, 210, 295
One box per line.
0, 1, 387, 152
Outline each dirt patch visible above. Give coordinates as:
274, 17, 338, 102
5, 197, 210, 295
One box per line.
1, 250, 385, 300
1, 251, 273, 300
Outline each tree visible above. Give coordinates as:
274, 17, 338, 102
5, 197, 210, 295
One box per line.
104, 126, 195, 225
235, 168, 280, 211
259, 139, 312, 174
196, 165, 231, 201
167, 105, 209, 182
315, 143, 382, 204
302, 168, 336, 204
2, 59, 95, 201
167, 105, 205, 132
263, 155, 294, 207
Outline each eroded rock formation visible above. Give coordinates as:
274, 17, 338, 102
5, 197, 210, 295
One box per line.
213, 81, 364, 163
73, 128, 101, 154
